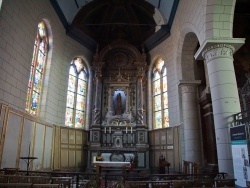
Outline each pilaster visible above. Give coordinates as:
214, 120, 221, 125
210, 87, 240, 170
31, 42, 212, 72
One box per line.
178, 80, 202, 163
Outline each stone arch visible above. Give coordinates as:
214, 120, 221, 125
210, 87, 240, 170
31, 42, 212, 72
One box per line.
177, 28, 204, 164
97, 39, 144, 62
176, 23, 201, 81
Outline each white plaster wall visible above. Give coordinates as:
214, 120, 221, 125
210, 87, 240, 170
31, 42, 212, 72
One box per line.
149, 0, 236, 166
0, 0, 93, 126
149, 0, 236, 126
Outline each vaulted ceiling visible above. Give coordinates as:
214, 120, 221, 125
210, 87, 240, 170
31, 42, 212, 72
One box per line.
50, 0, 179, 52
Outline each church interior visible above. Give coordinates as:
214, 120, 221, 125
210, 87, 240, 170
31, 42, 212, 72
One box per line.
0, 0, 250, 187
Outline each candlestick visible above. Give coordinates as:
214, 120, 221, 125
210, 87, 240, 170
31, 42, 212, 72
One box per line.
28, 142, 31, 157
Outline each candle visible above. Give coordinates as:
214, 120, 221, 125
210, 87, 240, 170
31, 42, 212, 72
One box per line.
109, 127, 111, 133
104, 127, 106, 134
131, 127, 132, 133
126, 127, 128, 134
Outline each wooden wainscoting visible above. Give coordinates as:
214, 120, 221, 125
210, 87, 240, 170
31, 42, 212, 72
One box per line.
53, 126, 88, 170
149, 126, 180, 173
0, 103, 88, 171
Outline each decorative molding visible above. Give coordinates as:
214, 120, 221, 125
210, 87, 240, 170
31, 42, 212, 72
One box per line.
194, 37, 245, 60
93, 131, 99, 142
180, 85, 196, 93
178, 80, 201, 93
202, 44, 234, 62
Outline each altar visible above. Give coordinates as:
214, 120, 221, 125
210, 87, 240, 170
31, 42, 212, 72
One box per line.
87, 41, 149, 173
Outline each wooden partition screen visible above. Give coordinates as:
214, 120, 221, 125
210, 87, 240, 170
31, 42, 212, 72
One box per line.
149, 126, 181, 173
0, 103, 88, 171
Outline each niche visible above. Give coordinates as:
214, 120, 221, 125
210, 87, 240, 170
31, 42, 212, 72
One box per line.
113, 90, 126, 115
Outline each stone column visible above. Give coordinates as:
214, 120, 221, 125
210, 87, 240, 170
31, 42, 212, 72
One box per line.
137, 76, 144, 125
107, 87, 114, 115
92, 62, 105, 126
179, 80, 202, 163
125, 87, 130, 114
135, 62, 147, 126
85, 71, 93, 130
201, 44, 241, 176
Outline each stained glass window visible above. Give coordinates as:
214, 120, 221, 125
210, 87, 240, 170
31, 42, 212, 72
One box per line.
25, 21, 48, 116
65, 57, 87, 128
153, 58, 169, 129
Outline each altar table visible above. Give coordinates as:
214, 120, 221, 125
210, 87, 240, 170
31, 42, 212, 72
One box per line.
92, 161, 130, 186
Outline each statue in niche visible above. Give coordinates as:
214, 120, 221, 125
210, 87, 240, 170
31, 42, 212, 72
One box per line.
116, 93, 122, 115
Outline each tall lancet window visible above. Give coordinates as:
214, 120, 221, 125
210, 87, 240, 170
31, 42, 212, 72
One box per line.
153, 58, 169, 129
65, 57, 87, 128
25, 21, 48, 116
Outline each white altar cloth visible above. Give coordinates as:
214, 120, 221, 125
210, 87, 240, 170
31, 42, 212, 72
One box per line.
92, 161, 130, 167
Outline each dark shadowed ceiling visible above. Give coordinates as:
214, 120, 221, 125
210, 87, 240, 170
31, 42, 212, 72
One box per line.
233, 0, 250, 88
50, 0, 179, 52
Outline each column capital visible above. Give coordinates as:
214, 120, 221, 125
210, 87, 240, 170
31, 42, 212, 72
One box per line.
178, 80, 201, 93
194, 37, 245, 60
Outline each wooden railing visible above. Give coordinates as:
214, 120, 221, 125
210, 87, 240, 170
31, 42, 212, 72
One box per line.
0, 169, 233, 188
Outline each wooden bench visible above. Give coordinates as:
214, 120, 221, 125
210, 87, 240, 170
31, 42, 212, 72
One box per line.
0, 182, 32, 187
32, 184, 60, 188
0, 175, 73, 187
51, 177, 72, 188
126, 180, 172, 188
215, 179, 236, 187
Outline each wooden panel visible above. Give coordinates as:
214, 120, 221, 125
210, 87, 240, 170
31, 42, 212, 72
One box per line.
19, 118, 35, 170
60, 149, 68, 168
167, 128, 173, 144
61, 129, 68, 144
161, 132, 166, 145
75, 145, 82, 149
0, 104, 7, 141
76, 150, 82, 167
155, 131, 160, 145
69, 130, 75, 144
53, 126, 60, 169
0, 104, 8, 165
69, 150, 75, 167
1, 111, 22, 168
76, 131, 82, 144
44, 126, 53, 168
173, 126, 181, 172
33, 123, 45, 170
61, 144, 68, 149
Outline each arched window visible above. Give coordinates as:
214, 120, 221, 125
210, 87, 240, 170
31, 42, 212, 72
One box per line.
65, 57, 88, 128
153, 58, 169, 129
25, 21, 48, 116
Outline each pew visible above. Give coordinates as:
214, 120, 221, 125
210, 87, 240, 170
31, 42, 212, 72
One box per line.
32, 184, 60, 188
126, 180, 172, 188
0, 183, 32, 187
215, 179, 236, 187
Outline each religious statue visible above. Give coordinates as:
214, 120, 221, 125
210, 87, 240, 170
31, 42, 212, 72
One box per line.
116, 93, 122, 115
96, 151, 103, 161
